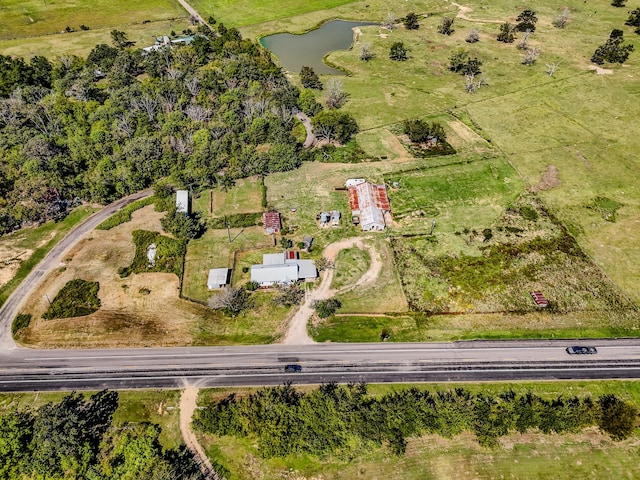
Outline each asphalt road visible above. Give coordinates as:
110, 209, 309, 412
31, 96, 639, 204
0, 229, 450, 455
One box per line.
0, 190, 152, 351
1, 191, 640, 393
2, 340, 640, 392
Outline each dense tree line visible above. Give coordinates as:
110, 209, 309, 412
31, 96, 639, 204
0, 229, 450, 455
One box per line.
0, 390, 202, 479
193, 383, 638, 457
0, 23, 355, 235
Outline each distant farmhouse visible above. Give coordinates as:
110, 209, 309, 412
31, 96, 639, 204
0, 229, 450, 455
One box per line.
347, 179, 390, 231
251, 251, 317, 287
208, 268, 231, 289
176, 190, 190, 215
143, 35, 197, 53
263, 211, 281, 234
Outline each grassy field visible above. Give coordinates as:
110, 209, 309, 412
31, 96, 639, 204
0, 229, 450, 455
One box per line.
0, 205, 98, 308
197, 380, 640, 479
0, 0, 185, 40
189, 0, 359, 29
239, 0, 640, 306
0, 18, 193, 58
331, 246, 370, 289
0, 389, 182, 449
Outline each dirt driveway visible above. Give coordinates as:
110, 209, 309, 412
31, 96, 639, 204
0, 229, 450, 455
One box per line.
282, 237, 382, 345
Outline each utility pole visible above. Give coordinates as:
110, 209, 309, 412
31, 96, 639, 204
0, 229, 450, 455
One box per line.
227, 223, 231, 243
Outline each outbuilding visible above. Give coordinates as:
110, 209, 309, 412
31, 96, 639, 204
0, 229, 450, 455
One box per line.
207, 268, 230, 289
176, 190, 190, 215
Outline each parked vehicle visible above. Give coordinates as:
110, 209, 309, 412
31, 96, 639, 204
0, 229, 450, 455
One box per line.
284, 364, 302, 372
566, 346, 598, 355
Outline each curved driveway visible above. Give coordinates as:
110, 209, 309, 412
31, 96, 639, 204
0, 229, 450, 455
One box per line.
1, 191, 640, 392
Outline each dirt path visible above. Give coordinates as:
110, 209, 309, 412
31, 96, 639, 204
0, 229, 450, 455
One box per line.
295, 112, 317, 148
450, 2, 504, 23
282, 237, 383, 345
175, 0, 214, 29
180, 387, 222, 480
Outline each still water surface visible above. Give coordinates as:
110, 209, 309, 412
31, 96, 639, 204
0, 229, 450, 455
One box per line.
260, 20, 376, 75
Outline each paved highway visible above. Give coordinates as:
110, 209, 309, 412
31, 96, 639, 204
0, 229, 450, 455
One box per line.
1, 191, 640, 393
2, 340, 640, 392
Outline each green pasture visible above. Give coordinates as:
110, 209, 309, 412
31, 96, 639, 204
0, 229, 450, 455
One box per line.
0, 18, 193, 58
191, 0, 359, 29
331, 246, 370, 289
0, 0, 185, 40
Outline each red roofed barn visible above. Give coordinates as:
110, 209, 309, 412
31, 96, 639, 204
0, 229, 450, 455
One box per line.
263, 211, 281, 234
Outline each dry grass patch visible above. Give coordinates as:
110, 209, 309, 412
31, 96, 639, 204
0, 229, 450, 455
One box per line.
16, 205, 208, 348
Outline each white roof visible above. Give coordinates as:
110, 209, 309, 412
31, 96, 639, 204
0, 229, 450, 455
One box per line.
263, 253, 285, 265
355, 182, 385, 229
208, 268, 229, 287
176, 190, 189, 213
345, 178, 366, 187
294, 259, 317, 279
251, 264, 299, 285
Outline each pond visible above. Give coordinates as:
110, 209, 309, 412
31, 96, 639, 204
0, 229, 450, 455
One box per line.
260, 20, 376, 75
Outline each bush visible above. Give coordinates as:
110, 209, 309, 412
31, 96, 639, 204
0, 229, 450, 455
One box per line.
209, 212, 262, 229
403, 12, 420, 30
12, 313, 32, 334
598, 394, 639, 440
438, 16, 455, 35
591, 34, 634, 64
313, 298, 342, 318
119, 230, 186, 278
43, 279, 100, 319
389, 42, 408, 61
466, 29, 480, 43
497, 22, 516, 43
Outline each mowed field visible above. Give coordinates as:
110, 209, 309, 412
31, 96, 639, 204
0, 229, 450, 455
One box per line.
0, 0, 190, 57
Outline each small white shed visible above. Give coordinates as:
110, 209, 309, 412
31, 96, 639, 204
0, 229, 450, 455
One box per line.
207, 268, 230, 289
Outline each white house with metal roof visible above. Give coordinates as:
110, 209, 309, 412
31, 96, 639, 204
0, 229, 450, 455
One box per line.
250, 252, 317, 287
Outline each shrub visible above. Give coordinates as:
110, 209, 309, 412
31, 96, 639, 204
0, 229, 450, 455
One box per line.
497, 22, 516, 43
313, 298, 342, 318
598, 394, 638, 440
12, 313, 32, 334
389, 42, 408, 61
43, 279, 100, 319
466, 29, 480, 43
403, 12, 420, 30
438, 16, 455, 35
300, 66, 322, 90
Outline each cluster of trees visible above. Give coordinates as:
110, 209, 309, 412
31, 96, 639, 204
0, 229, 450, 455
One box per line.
0, 390, 202, 479
402, 118, 446, 144
194, 383, 638, 458
42, 278, 100, 319
0, 22, 349, 235
312, 297, 342, 318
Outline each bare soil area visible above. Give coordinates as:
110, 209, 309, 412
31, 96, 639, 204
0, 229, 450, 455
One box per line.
17, 206, 211, 348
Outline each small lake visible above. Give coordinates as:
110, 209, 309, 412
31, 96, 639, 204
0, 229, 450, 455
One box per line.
260, 20, 376, 75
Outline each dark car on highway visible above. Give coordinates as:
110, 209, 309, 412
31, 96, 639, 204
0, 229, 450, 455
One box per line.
284, 364, 302, 373
566, 346, 598, 355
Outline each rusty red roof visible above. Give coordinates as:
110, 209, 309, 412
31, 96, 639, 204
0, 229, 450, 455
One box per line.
348, 186, 359, 211
263, 211, 281, 232
373, 184, 390, 211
